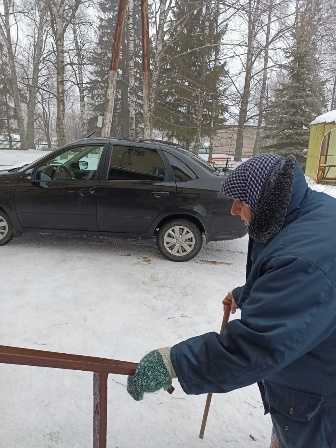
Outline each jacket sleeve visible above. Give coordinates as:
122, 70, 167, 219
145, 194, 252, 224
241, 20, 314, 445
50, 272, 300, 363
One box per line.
232, 286, 244, 307
170, 256, 336, 395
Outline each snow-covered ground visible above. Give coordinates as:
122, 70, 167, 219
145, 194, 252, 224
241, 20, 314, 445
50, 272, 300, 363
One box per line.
1, 234, 271, 448
1, 150, 336, 448
0, 149, 49, 169
306, 177, 336, 198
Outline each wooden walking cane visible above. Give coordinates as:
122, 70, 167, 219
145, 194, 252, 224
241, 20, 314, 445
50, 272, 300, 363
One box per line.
199, 304, 231, 439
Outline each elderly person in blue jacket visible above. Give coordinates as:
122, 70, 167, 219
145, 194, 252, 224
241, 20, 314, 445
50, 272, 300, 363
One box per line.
127, 153, 336, 448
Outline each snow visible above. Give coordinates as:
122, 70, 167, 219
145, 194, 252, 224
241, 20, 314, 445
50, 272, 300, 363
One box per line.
311, 109, 336, 125
0, 150, 271, 447
1, 234, 271, 448
306, 177, 336, 198
1, 150, 336, 448
0, 149, 49, 169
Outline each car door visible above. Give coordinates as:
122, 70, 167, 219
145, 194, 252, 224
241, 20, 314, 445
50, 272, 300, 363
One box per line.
96, 144, 177, 234
14, 144, 106, 231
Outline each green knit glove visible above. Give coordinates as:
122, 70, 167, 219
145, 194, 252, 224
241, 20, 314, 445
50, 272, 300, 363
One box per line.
127, 348, 176, 401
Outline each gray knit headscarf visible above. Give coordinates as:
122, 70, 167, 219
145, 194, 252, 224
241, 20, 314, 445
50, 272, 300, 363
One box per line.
222, 154, 296, 242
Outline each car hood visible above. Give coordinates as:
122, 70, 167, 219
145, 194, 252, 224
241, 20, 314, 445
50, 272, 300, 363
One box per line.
0, 169, 12, 177
0, 169, 21, 186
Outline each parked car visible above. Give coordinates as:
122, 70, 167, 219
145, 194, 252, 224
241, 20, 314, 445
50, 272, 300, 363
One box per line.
0, 138, 246, 261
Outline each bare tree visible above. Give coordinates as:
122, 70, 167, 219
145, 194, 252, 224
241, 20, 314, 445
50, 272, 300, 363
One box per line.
71, 18, 87, 135
209, 0, 222, 163
234, 0, 262, 161
332, 76, 336, 110
0, 43, 14, 148
46, 0, 82, 146
151, 0, 173, 119
127, 0, 136, 138
38, 90, 53, 149
141, 0, 151, 138
319, 0, 336, 109
101, 0, 128, 138
0, 0, 26, 148
25, 0, 48, 148
253, 0, 274, 154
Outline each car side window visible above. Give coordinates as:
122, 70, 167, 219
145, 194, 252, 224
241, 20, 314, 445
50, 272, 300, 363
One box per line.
165, 153, 196, 182
36, 145, 104, 183
109, 146, 166, 181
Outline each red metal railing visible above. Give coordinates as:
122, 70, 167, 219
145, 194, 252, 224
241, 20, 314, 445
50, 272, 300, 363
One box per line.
0, 345, 137, 448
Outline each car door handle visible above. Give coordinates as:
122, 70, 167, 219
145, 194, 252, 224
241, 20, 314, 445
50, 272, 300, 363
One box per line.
79, 188, 96, 197
152, 191, 170, 199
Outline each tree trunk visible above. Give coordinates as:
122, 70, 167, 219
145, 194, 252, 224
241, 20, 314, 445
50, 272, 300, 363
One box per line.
26, 3, 46, 149
102, 0, 129, 138
194, 90, 202, 155
2, 0, 26, 149
128, 0, 136, 138
48, 0, 81, 146
253, 0, 273, 155
235, 68, 252, 161
73, 22, 87, 135
5, 91, 13, 150
141, 0, 151, 139
331, 75, 336, 110
120, 25, 130, 138
40, 94, 52, 150
209, 0, 220, 163
234, 0, 261, 161
102, 71, 119, 137
151, 0, 173, 109
56, 29, 66, 146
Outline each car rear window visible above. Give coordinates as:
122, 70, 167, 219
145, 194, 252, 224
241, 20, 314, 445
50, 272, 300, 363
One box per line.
174, 148, 216, 173
164, 153, 196, 182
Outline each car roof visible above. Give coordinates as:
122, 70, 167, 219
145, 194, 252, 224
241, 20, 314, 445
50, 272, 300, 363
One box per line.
62, 137, 218, 177
69, 137, 185, 152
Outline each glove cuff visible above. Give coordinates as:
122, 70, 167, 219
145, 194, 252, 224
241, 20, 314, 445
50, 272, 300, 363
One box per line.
158, 347, 176, 379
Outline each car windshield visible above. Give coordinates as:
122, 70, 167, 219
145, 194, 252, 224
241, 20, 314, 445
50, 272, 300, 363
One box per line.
19, 153, 52, 172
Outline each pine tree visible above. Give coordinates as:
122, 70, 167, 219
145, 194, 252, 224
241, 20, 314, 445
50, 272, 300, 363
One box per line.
153, 0, 227, 152
264, 0, 326, 161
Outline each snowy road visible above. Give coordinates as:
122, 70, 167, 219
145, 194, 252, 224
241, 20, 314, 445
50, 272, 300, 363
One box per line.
0, 238, 271, 448
0, 151, 272, 448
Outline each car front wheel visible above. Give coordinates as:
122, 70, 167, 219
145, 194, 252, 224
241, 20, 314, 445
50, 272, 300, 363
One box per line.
157, 219, 203, 262
0, 211, 13, 246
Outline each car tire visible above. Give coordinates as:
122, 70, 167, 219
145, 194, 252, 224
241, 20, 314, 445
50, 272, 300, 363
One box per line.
0, 210, 13, 246
157, 219, 203, 262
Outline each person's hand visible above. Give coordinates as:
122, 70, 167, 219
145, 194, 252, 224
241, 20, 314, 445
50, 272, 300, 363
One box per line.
223, 291, 237, 314
127, 348, 176, 401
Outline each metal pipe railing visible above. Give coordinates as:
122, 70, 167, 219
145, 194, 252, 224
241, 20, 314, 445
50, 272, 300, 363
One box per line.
0, 345, 137, 448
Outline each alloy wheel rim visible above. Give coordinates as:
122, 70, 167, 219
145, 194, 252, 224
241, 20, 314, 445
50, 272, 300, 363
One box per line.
0, 216, 9, 241
163, 225, 196, 257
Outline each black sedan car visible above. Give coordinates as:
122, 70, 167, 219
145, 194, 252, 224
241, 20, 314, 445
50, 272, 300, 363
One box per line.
0, 138, 246, 261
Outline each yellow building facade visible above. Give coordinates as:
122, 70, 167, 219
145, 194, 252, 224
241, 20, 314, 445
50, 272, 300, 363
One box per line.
306, 111, 336, 183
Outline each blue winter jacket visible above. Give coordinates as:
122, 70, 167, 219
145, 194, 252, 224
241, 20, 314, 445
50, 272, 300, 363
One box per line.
171, 167, 336, 448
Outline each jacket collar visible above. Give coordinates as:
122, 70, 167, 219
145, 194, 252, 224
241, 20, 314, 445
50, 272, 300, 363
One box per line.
284, 165, 309, 227
248, 157, 297, 242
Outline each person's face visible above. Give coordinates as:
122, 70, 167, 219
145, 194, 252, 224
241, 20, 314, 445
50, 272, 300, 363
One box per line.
231, 199, 252, 225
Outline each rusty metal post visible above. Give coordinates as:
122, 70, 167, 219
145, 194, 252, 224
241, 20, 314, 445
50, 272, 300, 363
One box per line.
199, 305, 231, 439
101, 0, 129, 137
141, 0, 151, 139
93, 372, 108, 448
